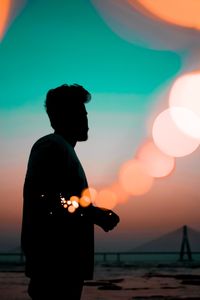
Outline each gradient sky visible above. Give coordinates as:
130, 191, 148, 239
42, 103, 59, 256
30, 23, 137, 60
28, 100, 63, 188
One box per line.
0, 0, 200, 251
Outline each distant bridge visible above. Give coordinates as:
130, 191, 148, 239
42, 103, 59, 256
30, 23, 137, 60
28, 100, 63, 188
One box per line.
131, 225, 200, 260
1, 225, 200, 264
96, 225, 200, 263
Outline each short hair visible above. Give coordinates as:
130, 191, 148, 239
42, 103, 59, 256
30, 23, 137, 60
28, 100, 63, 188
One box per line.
45, 84, 91, 129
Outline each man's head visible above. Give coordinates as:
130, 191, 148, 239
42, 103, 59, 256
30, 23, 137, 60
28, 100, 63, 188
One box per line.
45, 84, 91, 142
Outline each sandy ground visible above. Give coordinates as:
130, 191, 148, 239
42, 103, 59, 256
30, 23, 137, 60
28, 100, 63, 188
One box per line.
0, 265, 200, 300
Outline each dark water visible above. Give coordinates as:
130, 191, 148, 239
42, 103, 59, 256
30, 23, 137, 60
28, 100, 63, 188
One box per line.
1, 253, 200, 269
95, 253, 200, 266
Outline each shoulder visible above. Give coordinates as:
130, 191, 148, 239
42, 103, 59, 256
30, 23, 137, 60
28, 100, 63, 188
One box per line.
30, 134, 75, 157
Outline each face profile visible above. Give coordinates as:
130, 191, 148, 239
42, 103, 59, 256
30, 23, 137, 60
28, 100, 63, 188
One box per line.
71, 104, 89, 142
45, 84, 91, 145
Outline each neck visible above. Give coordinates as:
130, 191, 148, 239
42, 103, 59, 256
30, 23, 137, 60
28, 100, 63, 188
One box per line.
54, 131, 77, 147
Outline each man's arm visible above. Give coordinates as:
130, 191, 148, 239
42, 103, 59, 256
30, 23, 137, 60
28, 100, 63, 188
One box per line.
39, 191, 120, 232
88, 205, 120, 232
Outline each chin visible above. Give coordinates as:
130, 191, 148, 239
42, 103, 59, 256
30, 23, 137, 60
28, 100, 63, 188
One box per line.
78, 133, 88, 142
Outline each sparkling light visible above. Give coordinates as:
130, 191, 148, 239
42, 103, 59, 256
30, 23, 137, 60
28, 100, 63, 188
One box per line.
79, 195, 91, 208
169, 72, 200, 140
137, 139, 175, 178
94, 189, 117, 209
60, 197, 66, 204
72, 200, 79, 209
68, 205, 76, 213
152, 108, 200, 157
119, 160, 154, 196
70, 196, 79, 202
82, 187, 97, 204
135, 0, 200, 30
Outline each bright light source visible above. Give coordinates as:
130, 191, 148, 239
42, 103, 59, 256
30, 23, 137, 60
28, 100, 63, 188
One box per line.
152, 108, 200, 157
169, 72, 200, 140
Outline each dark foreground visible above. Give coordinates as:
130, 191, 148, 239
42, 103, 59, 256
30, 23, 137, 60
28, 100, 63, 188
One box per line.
0, 264, 200, 300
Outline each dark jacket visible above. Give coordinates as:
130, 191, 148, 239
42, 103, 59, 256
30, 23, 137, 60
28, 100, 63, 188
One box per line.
21, 133, 94, 279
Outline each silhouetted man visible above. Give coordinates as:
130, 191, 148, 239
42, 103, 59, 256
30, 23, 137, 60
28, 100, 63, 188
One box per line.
21, 84, 119, 300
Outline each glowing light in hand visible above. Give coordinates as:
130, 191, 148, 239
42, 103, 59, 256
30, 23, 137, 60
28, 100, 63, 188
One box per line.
79, 195, 91, 207
68, 205, 76, 213
82, 188, 97, 204
70, 196, 79, 209
60, 195, 79, 213
60, 197, 66, 204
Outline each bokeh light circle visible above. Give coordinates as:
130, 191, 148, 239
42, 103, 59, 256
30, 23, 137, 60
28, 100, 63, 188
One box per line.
110, 182, 129, 204
82, 187, 97, 204
119, 160, 154, 196
68, 205, 76, 213
135, 0, 200, 30
94, 189, 117, 209
170, 107, 200, 141
79, 195, 91, 207
169, 72, 200, 140
70, 196, 79, 203
152, 108, 200, 157
137, 140, 175, 178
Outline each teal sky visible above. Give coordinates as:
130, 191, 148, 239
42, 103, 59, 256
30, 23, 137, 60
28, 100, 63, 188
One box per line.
0, 0, 181, 110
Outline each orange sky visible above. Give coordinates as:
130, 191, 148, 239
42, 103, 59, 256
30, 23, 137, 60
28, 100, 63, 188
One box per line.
1, 142, 200, 251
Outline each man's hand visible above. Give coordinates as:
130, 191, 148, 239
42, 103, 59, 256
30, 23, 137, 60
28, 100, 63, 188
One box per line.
92, 207, 120, 232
